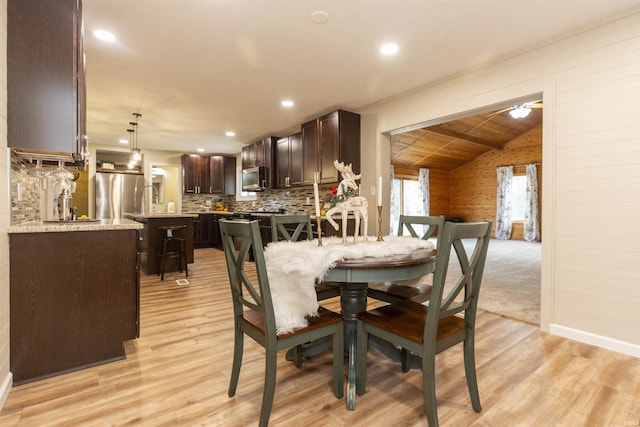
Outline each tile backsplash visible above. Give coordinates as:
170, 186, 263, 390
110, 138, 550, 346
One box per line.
10, 162, 41, 225
181, 184, 337, 214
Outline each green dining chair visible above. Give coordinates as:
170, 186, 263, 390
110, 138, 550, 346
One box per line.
367, 215, 445, 304
219, 219, 344, 427
270, 214, 341, 301
356, 221, 492, 427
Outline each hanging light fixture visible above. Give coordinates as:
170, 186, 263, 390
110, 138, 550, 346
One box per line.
509, 104, 532, 119
129, 112, 142, 163
126, 128, 137, 169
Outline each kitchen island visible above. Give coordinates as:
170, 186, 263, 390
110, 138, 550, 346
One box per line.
8, 218, 143, 384
129, 213, 197, 275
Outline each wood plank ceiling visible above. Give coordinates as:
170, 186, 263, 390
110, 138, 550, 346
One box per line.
391, 103, 542, 172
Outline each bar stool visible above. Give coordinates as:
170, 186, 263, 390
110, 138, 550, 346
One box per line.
158, 224, 188, 281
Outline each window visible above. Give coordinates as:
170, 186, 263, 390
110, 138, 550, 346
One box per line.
390, 178, 424, 235
510, 175, 526, 221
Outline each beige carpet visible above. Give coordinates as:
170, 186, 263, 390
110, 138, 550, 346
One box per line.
443, 238, 541, 325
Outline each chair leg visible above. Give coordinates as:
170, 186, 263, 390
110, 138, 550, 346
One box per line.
464, 336, 482, 412
400, 348, 411, 372
259, 348, 278, 427
333, 324, 344, 399
292, 344, 303, 368
228, 325, 244, 397
422, 350, 439, 427
159, 240, 168, 281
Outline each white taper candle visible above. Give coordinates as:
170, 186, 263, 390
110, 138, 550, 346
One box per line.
377, 175, 383, 206
313, 181, 321, 217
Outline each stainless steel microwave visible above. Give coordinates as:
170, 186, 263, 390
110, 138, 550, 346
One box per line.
242, 166, 267, 191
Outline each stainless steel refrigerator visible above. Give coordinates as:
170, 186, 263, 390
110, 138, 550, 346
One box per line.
95, 172, 145, 219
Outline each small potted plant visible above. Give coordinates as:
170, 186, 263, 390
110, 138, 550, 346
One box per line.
100, 160, 115, 170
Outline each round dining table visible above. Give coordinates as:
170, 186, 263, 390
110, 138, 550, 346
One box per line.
322, 247, 438, 410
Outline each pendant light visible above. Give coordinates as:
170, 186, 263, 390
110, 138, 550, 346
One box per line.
129, 112, 142, 163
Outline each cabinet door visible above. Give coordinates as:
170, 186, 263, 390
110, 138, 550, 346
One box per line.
182, 154, 209, 193
182, 154, 199, 193
8, 0, 83, 157
209, 156, 224, 193
301, 119, 318, 185
289, 133, 304, 186
241, 144, 255, 169
318, 111, 340, 183
223, 156, 237, 195
275, 137, 291, 188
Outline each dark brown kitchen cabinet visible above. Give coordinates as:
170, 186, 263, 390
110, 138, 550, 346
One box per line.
241, 136, 277, 189
276, 133, 303, 188
182, 154, 209, 193
8, 0, 88, 166
194, 213, 216, 247
301, 119, 319, 185
183, 154, 236, 194
311, 110, 361, 184
209, 155, 236, 194
10, 229, 139, 384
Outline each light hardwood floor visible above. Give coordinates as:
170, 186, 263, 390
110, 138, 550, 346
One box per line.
1, 248, 638, 426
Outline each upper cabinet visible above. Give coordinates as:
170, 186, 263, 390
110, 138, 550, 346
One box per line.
183, 154, 236, 195
8, 0, 88, 167
209, 156, 237, 195
275, 133, 302, 188
241, 136, 278, 189
276, 110, 360, 188
317, 110, 360, 184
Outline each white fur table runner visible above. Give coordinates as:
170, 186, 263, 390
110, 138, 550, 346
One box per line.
263, 236, 434, 334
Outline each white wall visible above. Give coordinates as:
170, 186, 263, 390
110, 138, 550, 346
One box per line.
0, 0, 13, 407
360, 10, 640, 356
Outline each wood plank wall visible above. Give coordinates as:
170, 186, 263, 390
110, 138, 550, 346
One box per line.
395, 125, 542, 240
449, 125, 542, 240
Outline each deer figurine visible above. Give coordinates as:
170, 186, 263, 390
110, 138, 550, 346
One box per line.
325, 161, 368, 243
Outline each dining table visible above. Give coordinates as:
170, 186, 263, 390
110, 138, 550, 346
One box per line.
265, 236, 437, 410
323, 247, 437, 409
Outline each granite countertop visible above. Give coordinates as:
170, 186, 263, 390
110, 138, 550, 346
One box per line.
7, 218, 144, 234
128, 212, 199, 219
183, 210, 236, 215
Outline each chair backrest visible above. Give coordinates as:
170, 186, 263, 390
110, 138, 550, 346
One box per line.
219, 219, 277, 336
398, 215, 445, 252
270, 214, 313, 243
425, 221, 492, 344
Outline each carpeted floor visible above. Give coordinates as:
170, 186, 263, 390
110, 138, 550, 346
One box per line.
445, 238, 541, 325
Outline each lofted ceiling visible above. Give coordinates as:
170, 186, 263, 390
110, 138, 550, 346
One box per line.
391, 104, 542, 172
81, 1, 638, 156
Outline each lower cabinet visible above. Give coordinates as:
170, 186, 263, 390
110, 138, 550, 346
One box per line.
10, 229, 140, 384
194, 213, 224, 248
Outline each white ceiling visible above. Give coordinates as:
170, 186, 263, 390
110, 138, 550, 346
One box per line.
83, 0, 640, 156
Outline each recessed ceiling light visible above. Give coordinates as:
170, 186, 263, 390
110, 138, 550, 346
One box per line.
310, 10, 329, 24
380, 43, 399, 55
225, 131, 236, 137
119, 139, 128, 144
281, 100, 294, 108
93, 29, 116, 43
197, 148, 205, 152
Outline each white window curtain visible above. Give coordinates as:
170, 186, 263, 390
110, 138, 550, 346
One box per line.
418, 168, 429, 216
390, 165, 398, 235
495, 166, 513, 240
524, 164, 540, 242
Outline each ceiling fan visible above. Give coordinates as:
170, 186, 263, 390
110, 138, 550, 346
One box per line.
492, 101, 543, 119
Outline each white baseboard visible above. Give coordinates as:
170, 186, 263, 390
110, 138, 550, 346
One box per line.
0, 372, 12, 411
550, 324, 640, 358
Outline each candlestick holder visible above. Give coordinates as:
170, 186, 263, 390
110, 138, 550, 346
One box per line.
377, 205, 384, 241
316, 216, 323, 246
